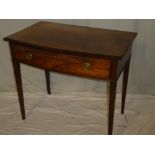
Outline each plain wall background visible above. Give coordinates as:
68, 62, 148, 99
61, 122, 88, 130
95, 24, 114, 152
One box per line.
0, 19, 155, 95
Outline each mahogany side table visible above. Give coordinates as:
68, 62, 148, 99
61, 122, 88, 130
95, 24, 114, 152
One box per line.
4, 21, 137, 134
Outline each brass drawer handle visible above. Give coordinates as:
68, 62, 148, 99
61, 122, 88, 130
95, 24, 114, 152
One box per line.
26, 52, 33, 60
82, 62, 91, 71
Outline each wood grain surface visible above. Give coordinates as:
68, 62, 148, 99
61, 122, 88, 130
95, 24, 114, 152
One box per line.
4, 21, 137, 59
13, 44, 111, 80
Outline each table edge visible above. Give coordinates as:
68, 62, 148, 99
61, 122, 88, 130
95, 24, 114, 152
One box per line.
4, 39, 127, 60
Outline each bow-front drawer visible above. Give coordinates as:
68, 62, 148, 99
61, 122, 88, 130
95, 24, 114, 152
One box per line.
13, 44, 111, 80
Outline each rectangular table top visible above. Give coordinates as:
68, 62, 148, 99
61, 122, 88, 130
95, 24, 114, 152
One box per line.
4, 21, 137, 59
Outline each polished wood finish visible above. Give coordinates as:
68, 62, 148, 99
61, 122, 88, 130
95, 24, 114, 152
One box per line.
13, 44, 111, 80
9, 43, 26, 120
121, 57, 131, 114
4, 21, 137, 135
4, 21, 136, 59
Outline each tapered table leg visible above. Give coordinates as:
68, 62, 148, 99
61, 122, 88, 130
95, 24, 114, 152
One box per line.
121, 58, 131, 114
12, 60, 25, 120
45, 70, 51, 95
108, 81, 117, 135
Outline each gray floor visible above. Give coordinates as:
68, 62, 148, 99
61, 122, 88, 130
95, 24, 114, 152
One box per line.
0, 92, 155, 135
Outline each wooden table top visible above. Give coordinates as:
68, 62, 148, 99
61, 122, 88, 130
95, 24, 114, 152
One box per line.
4, 21, 137, 59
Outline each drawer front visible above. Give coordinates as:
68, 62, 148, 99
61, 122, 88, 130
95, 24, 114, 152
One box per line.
13, 44, 111, 79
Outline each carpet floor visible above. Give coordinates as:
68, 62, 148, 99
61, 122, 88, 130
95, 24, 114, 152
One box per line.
0, 92, 155, 135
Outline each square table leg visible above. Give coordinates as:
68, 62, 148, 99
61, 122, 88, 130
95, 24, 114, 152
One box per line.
12, 60, 26, 120
108, 80, 117, 135
121, 57, 131, 114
